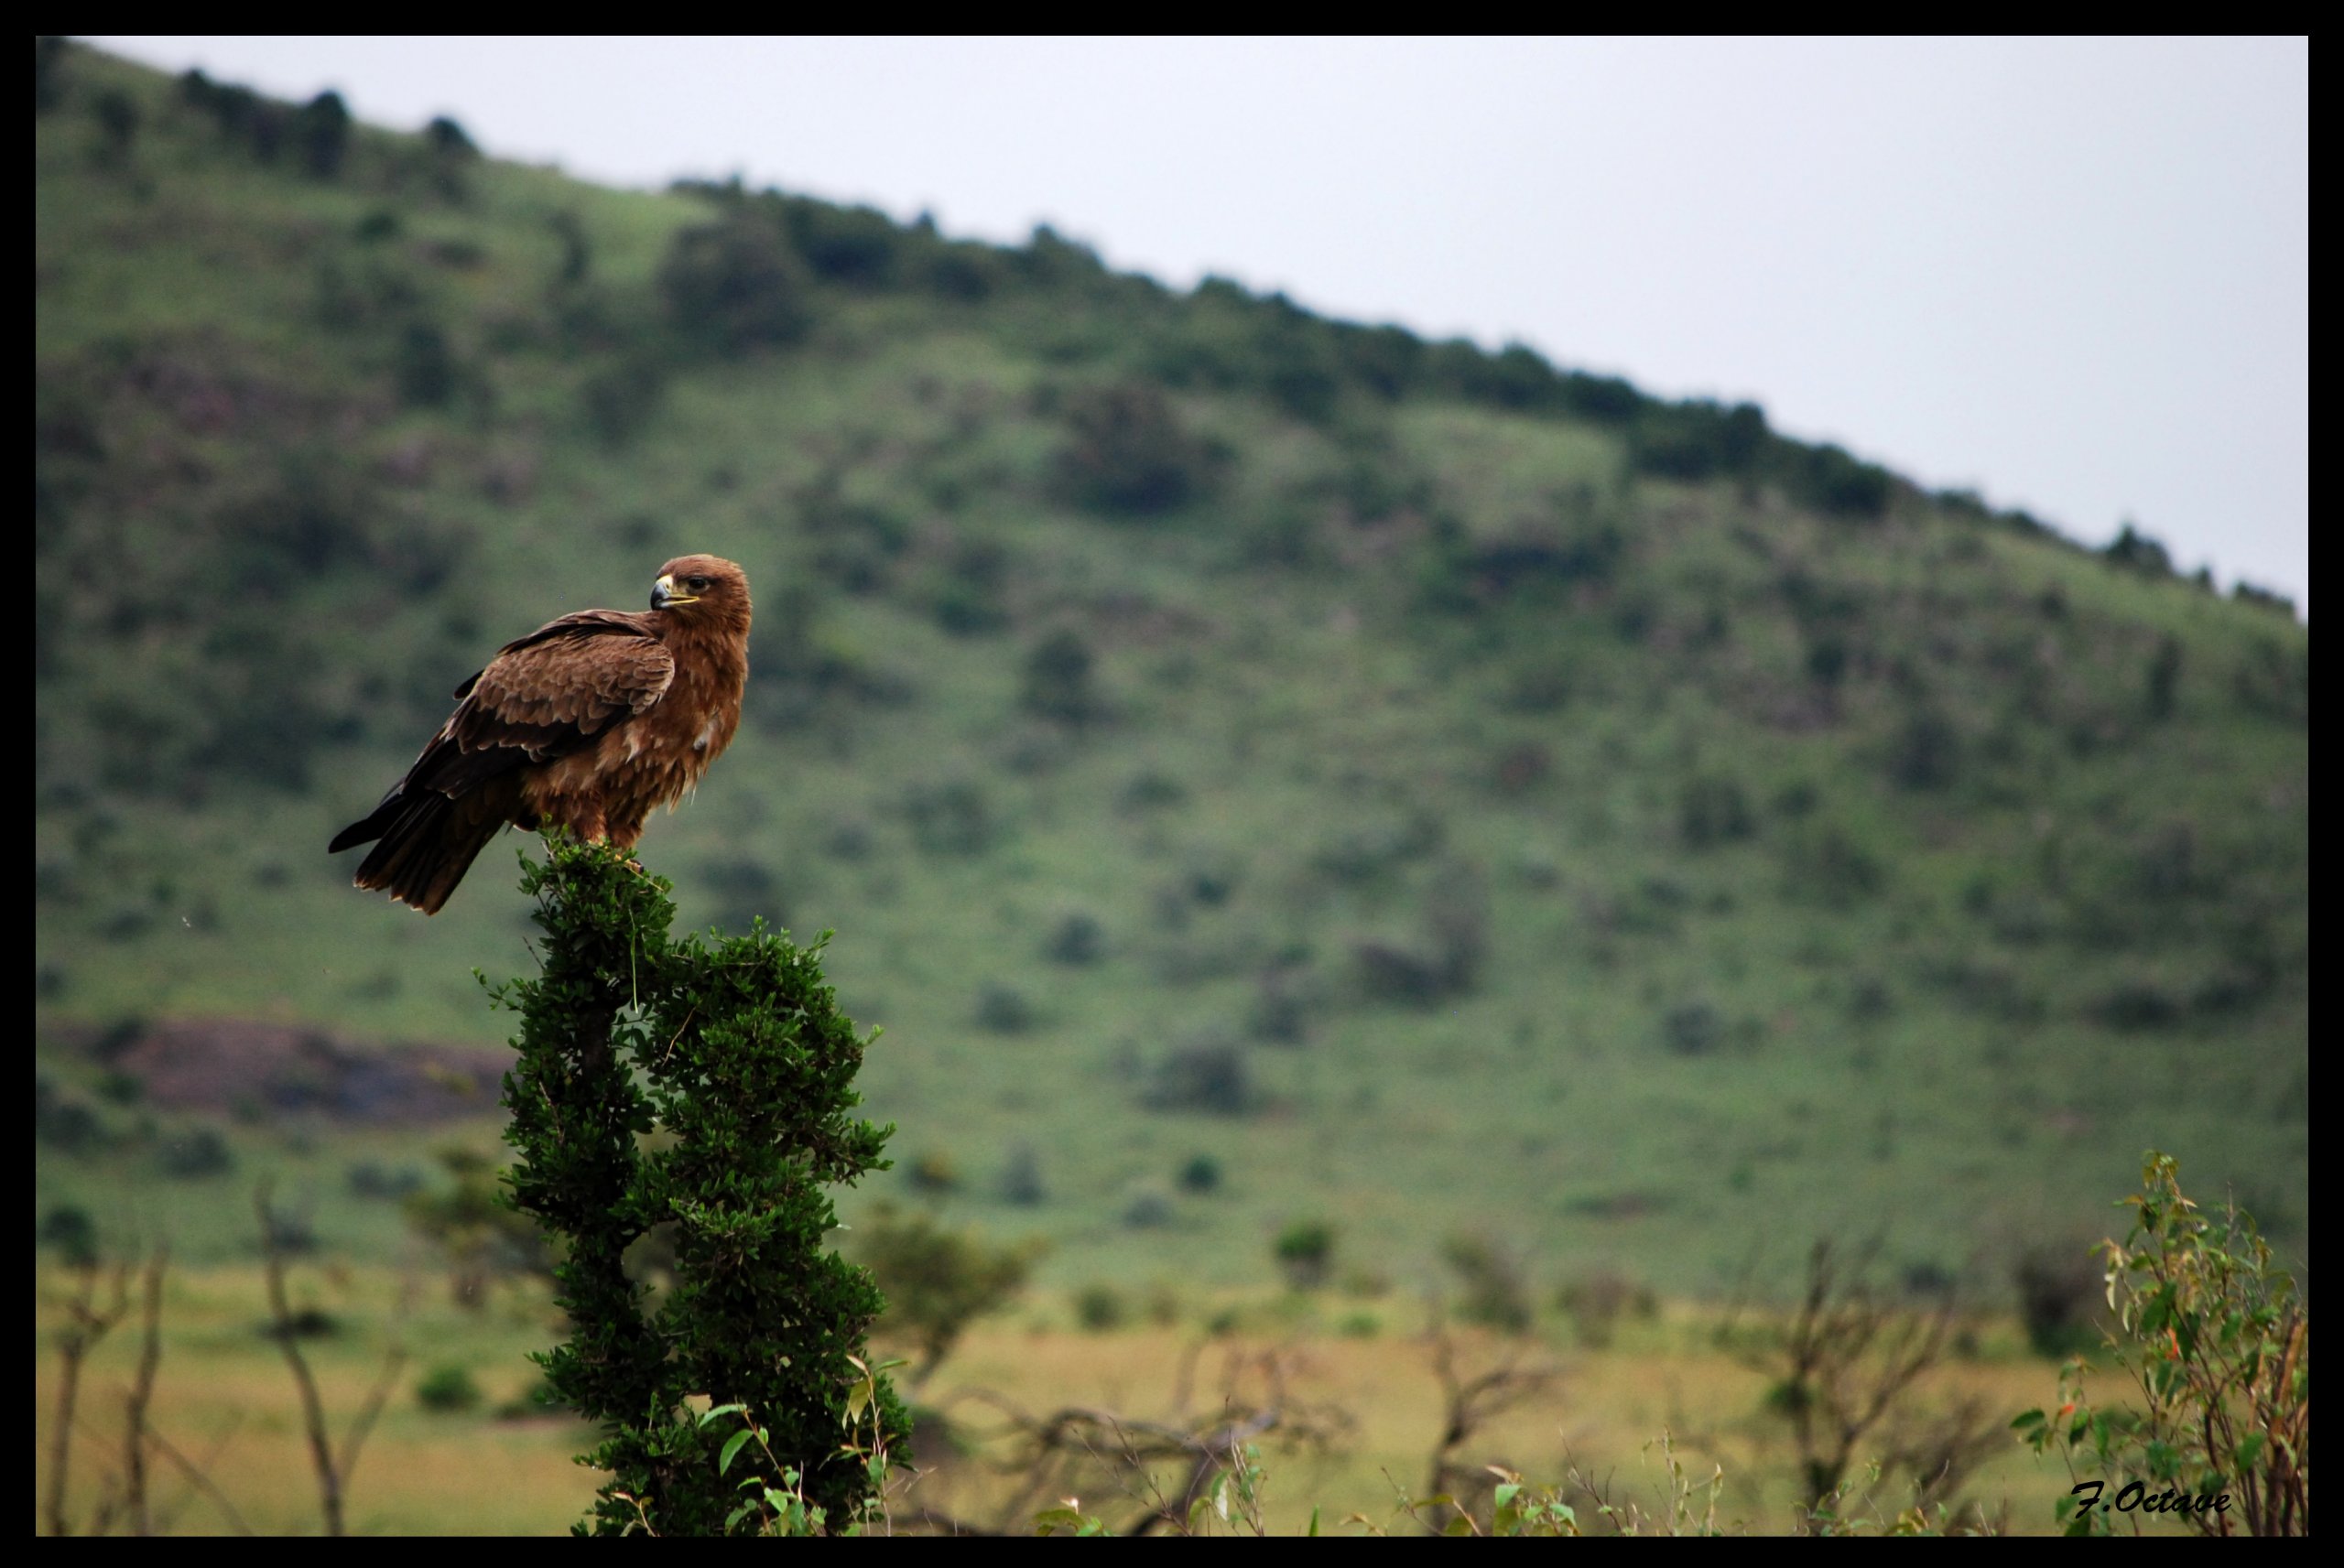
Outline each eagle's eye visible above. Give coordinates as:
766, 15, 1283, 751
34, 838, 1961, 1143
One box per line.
688, 576, 711, 591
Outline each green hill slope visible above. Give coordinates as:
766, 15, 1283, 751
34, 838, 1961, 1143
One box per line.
35, 41, 2307, 1300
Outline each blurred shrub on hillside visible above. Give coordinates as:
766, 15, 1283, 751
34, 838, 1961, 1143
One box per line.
1629, 399, 1767, 481
39, 1205, 99, 1267
2101, 522, 2174, 577
293, 90, 351, 178
1312, 809, 1444, 886
2091, 979, 2183, 1033
1557, 1270, 1659, 1349
1021, 629, 1101, 725
1122, 1184, 1177, 1229
2231, 579, 2299, 619
92, 86, 139, 163
36, 35, 66, 112
35, 1077, 104, 1153
396, 321, 458, 406
901, 777, 997, 856
424, 114, 477, 157
2230, 635, 2307, 722
1678, 774, 1755, 849
1417, 487, 1622, 615
1145, 1030, 1254, 1116
1424, 857, 1492, 993
658, 211, 812, 356
1000, 1142, 1046, 1206
580, 351, 668, 448
1246, 965, 1318, 1044
1661, 1001, 1724, 1057
2143, 634, 2184, 720
929, 538, 1012, 635
1443, 1232, 1535, 1332
973, 983, 1039, 1034
1780, 825, 1888, 908
157, 1125, 235, 1178
1353, 939, 1450, 1006
776, 196, 902, 287
1888, 709, 1962, 792
1177, 1154, 1224, 1195
1275, 1218, 1337, 1290
1044, 911, 1107, 966
1785, 442, 1893, 519
1054, 381, 1219, 515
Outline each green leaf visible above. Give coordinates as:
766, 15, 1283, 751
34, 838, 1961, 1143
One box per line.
718, 1427, 755, 1476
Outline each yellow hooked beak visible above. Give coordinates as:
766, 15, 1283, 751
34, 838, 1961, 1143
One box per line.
651, 574, 700, 609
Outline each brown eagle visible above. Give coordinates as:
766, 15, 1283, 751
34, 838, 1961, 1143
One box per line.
329, 555, 751, 914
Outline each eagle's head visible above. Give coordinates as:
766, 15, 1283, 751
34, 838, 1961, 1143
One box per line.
651, 555, 752, 633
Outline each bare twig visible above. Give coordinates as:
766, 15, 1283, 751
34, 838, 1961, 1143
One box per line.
1730, 1238, 1980, 1521
125, 1249, 168, 1534
923, 1367, 1348, 1537
44, 1260, 132, 1537
258, 1181, 346, 1535
1420, 1316, 1563, 1530
146, 1419, 255, 1536
335, 1274, 415, 1484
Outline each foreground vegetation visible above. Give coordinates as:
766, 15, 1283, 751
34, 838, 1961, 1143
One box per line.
41, 1149, 2299, 1535
24, 1260, 2085, 1534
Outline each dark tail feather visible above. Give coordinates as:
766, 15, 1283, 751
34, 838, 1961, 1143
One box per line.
338, 788, 509, 914
329, 790, 401, 855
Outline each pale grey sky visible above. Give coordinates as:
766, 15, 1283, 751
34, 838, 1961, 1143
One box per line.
91, 36, 2310, 611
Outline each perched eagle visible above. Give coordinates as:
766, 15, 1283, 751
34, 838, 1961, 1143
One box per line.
329, 555, 751, 914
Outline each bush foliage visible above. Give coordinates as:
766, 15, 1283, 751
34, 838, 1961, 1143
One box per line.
491, 836, 905, 1535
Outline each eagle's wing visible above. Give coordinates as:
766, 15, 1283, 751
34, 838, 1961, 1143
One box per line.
449, 610, 677, 767
328, 611, 673, 852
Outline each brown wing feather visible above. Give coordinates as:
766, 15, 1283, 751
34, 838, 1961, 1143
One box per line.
455, 611, 675, 757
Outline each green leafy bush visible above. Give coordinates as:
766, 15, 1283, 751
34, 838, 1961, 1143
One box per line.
493, 837, 905, 1533
1275, 1219, 1337, 1290
2017, 1152, 2307, 1535
415, 1363, 483, 1412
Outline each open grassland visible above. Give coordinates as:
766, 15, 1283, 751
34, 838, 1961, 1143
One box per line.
38, 1263, 2114, 1536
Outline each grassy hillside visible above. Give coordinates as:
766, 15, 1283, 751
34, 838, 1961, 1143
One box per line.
36, 40, 2308, 1318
